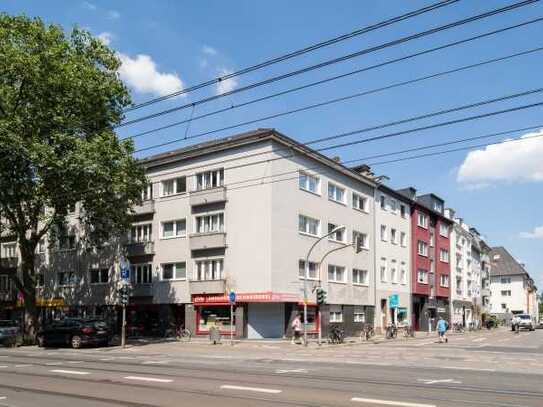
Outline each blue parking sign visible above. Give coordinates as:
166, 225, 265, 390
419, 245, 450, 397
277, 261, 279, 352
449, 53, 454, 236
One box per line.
229, 291, 236, 304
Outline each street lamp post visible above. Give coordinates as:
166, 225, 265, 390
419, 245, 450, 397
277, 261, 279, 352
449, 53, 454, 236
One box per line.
303, 225, 346, 347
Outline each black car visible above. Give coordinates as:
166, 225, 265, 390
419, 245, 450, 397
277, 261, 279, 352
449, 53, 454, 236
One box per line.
0, 320, 23, 347
37, 318, 111, 348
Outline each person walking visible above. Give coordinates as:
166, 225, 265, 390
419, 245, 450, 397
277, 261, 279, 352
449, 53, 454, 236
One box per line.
437, 316, 448, 343
291, 314, 302, 344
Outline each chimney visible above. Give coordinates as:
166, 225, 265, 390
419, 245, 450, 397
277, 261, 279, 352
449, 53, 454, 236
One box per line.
332, 156, 341, 163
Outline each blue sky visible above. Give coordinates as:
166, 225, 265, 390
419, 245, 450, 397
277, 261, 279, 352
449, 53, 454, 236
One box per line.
4, 1, 543, 288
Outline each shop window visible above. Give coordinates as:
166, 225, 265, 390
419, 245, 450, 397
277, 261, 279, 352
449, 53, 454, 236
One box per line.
297, 305, 318, 332
198, 306, 235, 333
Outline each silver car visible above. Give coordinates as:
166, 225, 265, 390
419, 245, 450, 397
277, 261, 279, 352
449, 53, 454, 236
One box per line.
511, 314, 535, 331
0, 320, 23, 347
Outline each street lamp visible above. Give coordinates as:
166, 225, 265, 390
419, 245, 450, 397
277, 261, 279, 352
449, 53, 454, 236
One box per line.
303, 225, 345, 347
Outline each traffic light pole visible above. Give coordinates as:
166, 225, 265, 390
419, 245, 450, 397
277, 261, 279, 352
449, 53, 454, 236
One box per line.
121, 303, 126, 348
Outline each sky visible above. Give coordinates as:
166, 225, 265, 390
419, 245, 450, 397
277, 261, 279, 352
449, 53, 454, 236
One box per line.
3, 0, 543, 289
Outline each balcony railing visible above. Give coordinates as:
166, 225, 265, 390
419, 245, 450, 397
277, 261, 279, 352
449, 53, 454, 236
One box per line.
189, 186, 227, 206
189, 232, 226, 251
125, 241, 155, 257
189, 279, 226, 295
132, 200, 155, 215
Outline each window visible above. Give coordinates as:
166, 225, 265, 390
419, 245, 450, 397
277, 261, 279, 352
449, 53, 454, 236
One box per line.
298, 215, 320, 236
161, 219, 186, 238
354, 310, 366, 323
417, 240, 428, 257
38, 239, 46, 253
141, 183, 153, 201
417, 212, 428, 228
380, 225, 388, 242
162, 262, 187, 280
90, 268, 109, 284
440, 275, 449, 287
400, 266, 407, 285
196, 213, 224, 234
390, 228, 397, 245
67, 203, 76, 214
196, 169, 224, 190
35, 273, 44, 288
434, 202, 443, 212
400, 232, 407, 247
330, 311, 343, 323
0, 275, 10, 291
391, 265, 397, 284
400, 204, 407, 218
390, 199, 397, 214
328, 223, 345, 242
299, 172, 320, 194
352, 193, 369, 212
501, 303, 507, 310
352, 231, 369, 250
298, 260, 319, 280
58, 235, 76, 251
493, 254, 501, 260
440, 249, 449, 263
328, 264, 345, 283
161, 176, 186, 196
380, 259, 387, 283
195, 259, 224, 281
2, 243, 16, 258
58, 272, 78, 286
131, 264, 152, 284
417, 269, 428, 284
328, 183, 345, 204
380, 195, 386, 210
353, 269, 368, 285
439, 223, 449, 237
501, 290, 511, 296
130, 223, 152, 243
500, 277, 511, 284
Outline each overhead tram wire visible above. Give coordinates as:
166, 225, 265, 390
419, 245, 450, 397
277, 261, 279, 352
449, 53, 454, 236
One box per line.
134, 87, 543, 154
124, 0, 461, 112
117, 0, 540, 128
125, 43, 543, 142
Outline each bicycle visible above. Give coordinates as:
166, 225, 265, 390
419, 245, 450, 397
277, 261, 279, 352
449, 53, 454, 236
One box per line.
452, 322, 465, 334
176, 326, 192, 342
360, 323, 375, 342
401, 325, 414, 338
328, 326, 345, 344
385, 324, 397, 339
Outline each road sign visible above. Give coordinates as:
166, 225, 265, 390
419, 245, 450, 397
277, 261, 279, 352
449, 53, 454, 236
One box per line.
119, 256, 130, 281
389, 294, 399, 309
229, 291, 236, 304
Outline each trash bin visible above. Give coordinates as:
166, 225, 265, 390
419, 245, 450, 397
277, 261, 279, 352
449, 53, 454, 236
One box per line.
209, 326, 221, 345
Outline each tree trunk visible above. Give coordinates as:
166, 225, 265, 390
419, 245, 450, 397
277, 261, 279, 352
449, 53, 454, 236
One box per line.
20, 249, 39, 343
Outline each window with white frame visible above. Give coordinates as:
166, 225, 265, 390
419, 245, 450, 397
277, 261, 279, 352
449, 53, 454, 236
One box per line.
417, 240, 428, 256
196, 169, 224, 191
328, 264, 345, 283
434, 202, 443, 212
161, 219, 186, 238
2, 243, 16, 258
298, 214, 320, 236
90, 268, 109, 284
299, 172, 320, 194
298, 260, 319, 280
352, 192, 369, 212
400, 265, 407, 285
439, 223, 449, 237
354, 310, 366, 323
330, 309, 343, 323
131, 263, 152, 284
161, 176, 186, 196
501, 290, 511, 296
500, 277, 511, 284
58, 271, 78, 286
440, 249, 449, 263
328, 223, 345, 242
380, 258, 387, 282
328, 183, 345, 204
400, 204, 407, 218
141, 183, 153, 201
0, 275, 10, 291
195, 213, 224, 234
390, 228, 397, 245
195, 259, 224, 281
417, 212, 428, 228
390, 262, 397, 283
417, 269, 429, 284
353, 269, 368, 285
34, 272, 44, 287
130, 223, 152, 243
380, 225, 388, 242
58, 235, 76, 251
400, 232, 407, 247
380, 195, 386, 210
352, 231, 369, 250
440, 274, 449, 287
162, 262, 187, 280
390, 199, 397, 214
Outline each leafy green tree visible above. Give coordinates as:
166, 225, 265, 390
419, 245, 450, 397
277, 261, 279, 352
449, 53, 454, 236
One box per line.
0, 14, 146, 338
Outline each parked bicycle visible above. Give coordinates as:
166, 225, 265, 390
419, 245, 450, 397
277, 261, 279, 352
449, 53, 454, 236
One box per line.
385, 323, 397, 339
452, 322, 465, 334
163, 323, 192, 342
328, 325, 345, 344
401, 325, 414, 338
360, 323, 375, 342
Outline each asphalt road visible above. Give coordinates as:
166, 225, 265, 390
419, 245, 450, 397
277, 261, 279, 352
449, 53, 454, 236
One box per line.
0, 328, 542, 407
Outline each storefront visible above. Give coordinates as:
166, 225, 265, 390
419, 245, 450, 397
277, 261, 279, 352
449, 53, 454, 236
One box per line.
412, 295, 450, 332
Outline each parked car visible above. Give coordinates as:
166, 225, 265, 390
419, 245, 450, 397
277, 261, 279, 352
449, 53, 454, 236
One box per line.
37, 318, 111, 348
0, 320, 23, 347
511, 314, 535, 331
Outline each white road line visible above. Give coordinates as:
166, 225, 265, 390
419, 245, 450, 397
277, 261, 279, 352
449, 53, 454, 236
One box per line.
0, 396, 6, 400
220, 385, 282, 394
441, 366, 495, 372
275, 368, 308, 374
0, 366, 7, 369
99, 358, 115, 361
14, 364, 32, 368
472, 337, 487, 343
142, 360, 169, 365
124, 376, 173, 383
351, 397, 436, 407
50, 369, 90, 375
45, 362, 63, 366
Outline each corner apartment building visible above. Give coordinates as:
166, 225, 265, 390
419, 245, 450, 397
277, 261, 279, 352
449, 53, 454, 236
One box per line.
489, 247, 538, 320
3, 129, 379, 339
397, 188, 452, 331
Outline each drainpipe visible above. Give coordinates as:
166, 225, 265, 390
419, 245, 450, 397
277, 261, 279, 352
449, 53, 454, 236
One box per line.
372, 186, 378, 331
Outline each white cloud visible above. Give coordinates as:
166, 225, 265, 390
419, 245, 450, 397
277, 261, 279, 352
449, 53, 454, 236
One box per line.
520, 226, 543, 239
118, 53, 184, 97
202, 45, 218, 56
457, 130, 543, 186
97, 32, 113, 46
82, 1, 96, 11
215, 68, 238, 95
107, 10, 121, 19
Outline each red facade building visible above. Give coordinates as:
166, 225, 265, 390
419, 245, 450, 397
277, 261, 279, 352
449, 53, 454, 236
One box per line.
398, 188, 453, 331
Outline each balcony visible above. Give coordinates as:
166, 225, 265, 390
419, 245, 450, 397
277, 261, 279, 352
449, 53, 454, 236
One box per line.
0, 257, 18, 269
130, 284, 153, 297
189, 279, 226, 295
189, 232, 226, 251
132, 200, 155, 215
189, 187, 227, 207
125, 241, 155, 257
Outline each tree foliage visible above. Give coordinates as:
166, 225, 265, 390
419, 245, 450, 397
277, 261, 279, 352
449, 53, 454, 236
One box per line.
0, 14, 146, 335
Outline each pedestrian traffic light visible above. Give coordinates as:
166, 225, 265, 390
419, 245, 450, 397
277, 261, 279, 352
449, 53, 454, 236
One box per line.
316, 288, 327, 305
119, 285, 130, 306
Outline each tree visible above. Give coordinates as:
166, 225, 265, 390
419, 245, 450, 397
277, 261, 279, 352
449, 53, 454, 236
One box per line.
0, 15, 147, 339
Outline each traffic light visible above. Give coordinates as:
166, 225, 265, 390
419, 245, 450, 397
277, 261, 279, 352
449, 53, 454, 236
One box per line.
119, 285, 130, 306
316, 288, 327, 305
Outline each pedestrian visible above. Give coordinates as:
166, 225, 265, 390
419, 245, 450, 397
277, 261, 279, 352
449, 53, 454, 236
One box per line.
291, 313, 302, 344
437, 316, 448, 343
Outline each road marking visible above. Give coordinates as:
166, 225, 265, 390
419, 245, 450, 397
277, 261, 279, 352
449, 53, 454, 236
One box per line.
14, 364, 32, 368
220, 385, 282, 394
351, 397, 436, 407
418, 378, 462, 384
0, 396, 6, 400
67, 361, 83, 364
124, 376, 173, 383
442, 366, 495, 372
0, 366, 7, 369
142, 360, 169, 365
472, 337, 487, 342
45, 362, 63, 366
99, 358, 115, 361
50, 369, 90, 375
275, 368, 308, 374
